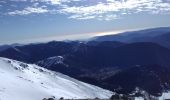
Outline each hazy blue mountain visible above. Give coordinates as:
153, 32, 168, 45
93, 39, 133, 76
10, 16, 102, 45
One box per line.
0, 45, 11, 52
0, 43, 23, 52
94, 27, 170, 48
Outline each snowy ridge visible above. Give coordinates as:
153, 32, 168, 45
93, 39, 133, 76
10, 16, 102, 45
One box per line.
0, 57, 113, 100
37, 56, 68, 68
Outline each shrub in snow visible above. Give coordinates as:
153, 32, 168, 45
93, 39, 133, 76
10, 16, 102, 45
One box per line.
110, 94, 120, 100
59, 97, 64, 100
42, 98, 55, 100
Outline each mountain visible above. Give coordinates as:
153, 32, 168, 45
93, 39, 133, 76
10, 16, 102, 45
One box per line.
0, 44, 23, 52
35, 42, 170, 96
103, 65, 170, 96
86, 41, 125, 48
149, 32, 170, 48
33, 42, 170, 79
0, 41, 125, 63
1, 41, 170, 96
0, 41, 77, 63
63, 42, 170, 69
0, 57, 112, 100
0, 45, 11, 52
94, 27, 170, 48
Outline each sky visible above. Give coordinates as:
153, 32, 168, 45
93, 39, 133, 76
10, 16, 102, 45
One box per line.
0, 0, 170, 45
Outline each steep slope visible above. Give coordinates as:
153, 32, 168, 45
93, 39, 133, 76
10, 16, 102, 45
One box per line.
0, 57, 112, 100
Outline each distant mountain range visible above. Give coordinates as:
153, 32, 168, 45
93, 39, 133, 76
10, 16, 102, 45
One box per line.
0, 27, 170, 97
94, 27, 170, 48
0, 43, 23, 52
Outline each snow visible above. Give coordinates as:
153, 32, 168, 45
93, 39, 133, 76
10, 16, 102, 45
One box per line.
135, 97, 144, 100
48, 56, 64, 64
159, 92, 170, 100
37, 56, 68, 68
0, 57, 113, 100
134, 92, 170, 100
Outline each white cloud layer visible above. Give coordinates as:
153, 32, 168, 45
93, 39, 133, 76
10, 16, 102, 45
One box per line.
4, 0, 170, 20
8, 7, 48, 15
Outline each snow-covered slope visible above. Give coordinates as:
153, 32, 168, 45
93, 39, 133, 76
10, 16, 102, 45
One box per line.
37, 56, 68, 68
0, 57, 113, 100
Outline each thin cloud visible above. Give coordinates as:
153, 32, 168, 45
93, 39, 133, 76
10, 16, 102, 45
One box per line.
4, 0, 170, 20
59, 0, 170, 20
8, 7, 48, 15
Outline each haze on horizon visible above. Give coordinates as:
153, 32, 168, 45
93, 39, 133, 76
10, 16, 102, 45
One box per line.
0, 0, 170, 45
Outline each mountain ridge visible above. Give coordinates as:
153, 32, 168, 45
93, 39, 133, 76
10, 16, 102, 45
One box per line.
0, 57, 112, 100
94, 27, 170, 48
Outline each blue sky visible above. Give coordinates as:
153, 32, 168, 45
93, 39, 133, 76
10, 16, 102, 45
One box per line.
0, 0, 170, 44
